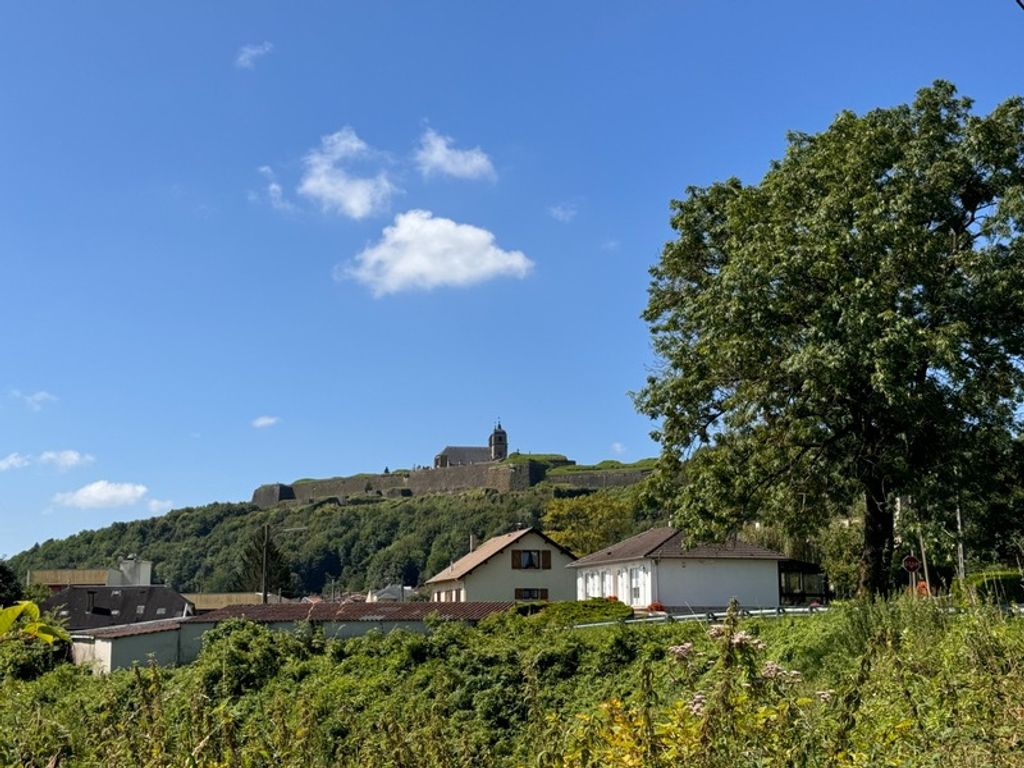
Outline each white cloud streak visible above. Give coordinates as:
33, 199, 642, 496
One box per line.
548, 203, 578, 222
257, 166, 295, 211
0, 452, 30, 471
53, 481, 148, 509
298, 127, 395, 219
415, 128, 495, 180
11, 390, 57, 411
252, 415, 280, 428
341, 209, 532, 297
610, 442, 626, 456
148, 499, 175, 514
235, 41, 273, 69
38, 450, 95, 470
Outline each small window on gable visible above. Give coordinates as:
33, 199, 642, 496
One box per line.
111, 590, 122, 596
156, 607, 167, 616
136, 605, 146, 615
111, 609, 120, 616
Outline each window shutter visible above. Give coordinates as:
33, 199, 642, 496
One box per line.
540, 589, 549, 601
511, 550, 521, 569
541, 550, 552, 570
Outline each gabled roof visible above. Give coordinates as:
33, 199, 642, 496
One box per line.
186, 601, 514, 624
568, 527, 786, 568
426, 527, 576, 584
435, 446, 493, 465
42, 585, 194, 630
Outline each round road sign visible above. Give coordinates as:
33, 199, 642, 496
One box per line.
902, 555, 921, 573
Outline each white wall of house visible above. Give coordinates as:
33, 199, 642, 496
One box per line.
654, 559, 779, 609
71, 637, 112, 673
574, 558, 779, 609
575, 559, 652, 606
432, 532, 576, 602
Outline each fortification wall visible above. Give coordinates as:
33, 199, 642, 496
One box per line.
251, 462, 648, 509
543, 469, 652, 489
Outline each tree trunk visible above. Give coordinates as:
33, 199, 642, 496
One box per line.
859, 475, 894, 596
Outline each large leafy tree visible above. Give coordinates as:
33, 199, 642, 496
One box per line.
635, 82, 1024, 594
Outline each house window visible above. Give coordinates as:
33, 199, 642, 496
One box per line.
511, 549, 552, 569
156, 607, 167, 616
514, 588, 549, 600
601, 570, 612, 597
629, 567, 642, 602
136, 605, 146, 615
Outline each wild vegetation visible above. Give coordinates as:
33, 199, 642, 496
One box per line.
2, 598, 1023, 766
6, 486, 666, 596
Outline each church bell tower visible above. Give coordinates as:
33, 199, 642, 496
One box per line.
489, 421, 508, 460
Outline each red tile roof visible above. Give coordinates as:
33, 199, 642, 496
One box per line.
570, 527, 786, 567
185, 601, 514, 624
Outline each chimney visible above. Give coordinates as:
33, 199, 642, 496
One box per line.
469, 533, 478, 552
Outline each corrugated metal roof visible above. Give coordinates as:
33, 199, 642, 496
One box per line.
185, 601, 515, 624
74, 618, 185, 640
570, 527, 786, 567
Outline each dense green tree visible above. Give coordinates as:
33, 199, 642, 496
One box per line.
233, 527, 295, 598
636, 81, 1024, 594
0, 561, 22, 607
543, 491, 637, 557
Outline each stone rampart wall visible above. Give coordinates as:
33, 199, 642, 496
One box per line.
543, 469, 652, 489
251, 462, 647, 508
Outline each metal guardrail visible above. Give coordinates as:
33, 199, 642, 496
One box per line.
572, 602, 1024, 630
572, 605, 830, 630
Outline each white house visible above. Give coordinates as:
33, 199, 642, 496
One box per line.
425, 528, 577, 602
568, 527, 785, 611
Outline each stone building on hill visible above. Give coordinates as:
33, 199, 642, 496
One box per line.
434, 422, 508, 468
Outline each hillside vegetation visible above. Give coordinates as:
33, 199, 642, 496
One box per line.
2, 598, 1022, 766
7, 487, 659, 595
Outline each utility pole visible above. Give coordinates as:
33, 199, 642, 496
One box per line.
261, 523, 270, 605
261, 524, 307, 605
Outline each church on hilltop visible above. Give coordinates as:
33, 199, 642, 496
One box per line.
434, 422, 508, 468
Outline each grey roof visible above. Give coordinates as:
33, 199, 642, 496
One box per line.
569, 527, 786, 568
435, 446, 493, 465
43, 585, 194, 631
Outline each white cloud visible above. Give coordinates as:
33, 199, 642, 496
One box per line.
415, 128, 496, 180
548, 203, 578, 222
601, 238, 620, 251
298, 127, 395, 219
611, 442, 626, 456
147, 499, 174, 514
0, 453, 30, 471
235, 41, 273, 69
257, 166, 295, 211
53, 481, 148, 509
252, 415, 280, 428
341, 210, 533, 297
12, 390, 57, 411
39, 450, 94, 470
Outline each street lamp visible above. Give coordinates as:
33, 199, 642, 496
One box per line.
261, 524, 308, 605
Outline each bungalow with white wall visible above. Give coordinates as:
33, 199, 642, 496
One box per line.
426, 528, 576, 602
568, 527, 786, 611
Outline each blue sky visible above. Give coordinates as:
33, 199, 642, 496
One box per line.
3, 2, 1023, 557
